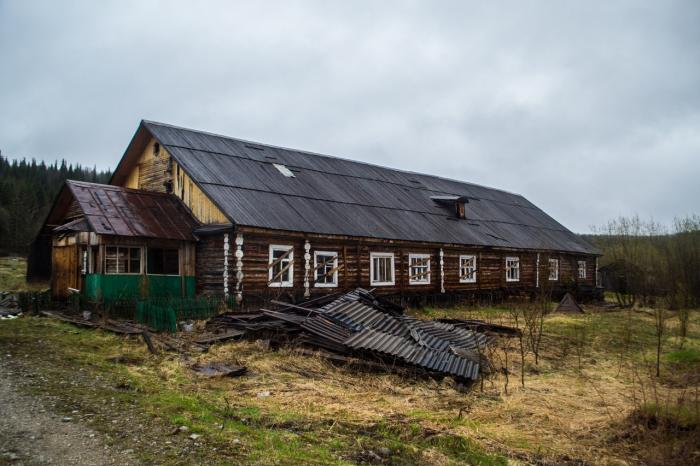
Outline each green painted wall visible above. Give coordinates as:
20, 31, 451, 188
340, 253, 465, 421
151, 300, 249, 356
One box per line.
84, 274, 195, 300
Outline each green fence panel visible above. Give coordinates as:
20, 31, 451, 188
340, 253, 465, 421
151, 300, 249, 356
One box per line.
84, 274, 195, 300
135, 301, 177, 333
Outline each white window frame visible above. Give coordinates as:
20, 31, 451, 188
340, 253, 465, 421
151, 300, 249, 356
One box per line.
268, 244, 294, 288
408, 253, 431, 285
578, 260, 587, 279
506, 256, 520, 282
548, 258, 559, 281
104, 245, 143, 275
313, 251, 338, 288
370, 252, 395, 286
459, 254, 477, 283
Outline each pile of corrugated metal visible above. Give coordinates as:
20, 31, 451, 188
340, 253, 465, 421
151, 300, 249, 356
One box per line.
206, 288, 517, 382
0, 292, 22, 319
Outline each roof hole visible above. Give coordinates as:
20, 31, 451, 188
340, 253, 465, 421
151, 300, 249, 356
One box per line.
273, 163, 295, 178
245, 144, 265, 151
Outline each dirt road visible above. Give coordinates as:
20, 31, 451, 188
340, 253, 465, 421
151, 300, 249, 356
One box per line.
0, 357, 136, 465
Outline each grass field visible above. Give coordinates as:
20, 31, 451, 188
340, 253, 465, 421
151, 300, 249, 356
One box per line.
0, 256, 47, 292
1, 257, 697, 464
1, 303, 698, 465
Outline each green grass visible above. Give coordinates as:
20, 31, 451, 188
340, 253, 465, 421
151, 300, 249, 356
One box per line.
0, 256, 47, 291
665, 347, 700, 364
2, 301, 698, 465
0, 317, 506, 465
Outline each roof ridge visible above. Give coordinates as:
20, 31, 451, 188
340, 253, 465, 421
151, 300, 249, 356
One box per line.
141, 120, 521, 197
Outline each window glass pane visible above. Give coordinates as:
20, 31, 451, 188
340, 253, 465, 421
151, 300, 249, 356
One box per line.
460, 256, 476, 282
409, 255, 429, 283
147, 248, 178, 274
371, 255, 394, 284
269, 246, 292, 285
105, 247, 119, 274
129, 248, 141, 274
549, 259, 558, 280
315, 253, 336, 284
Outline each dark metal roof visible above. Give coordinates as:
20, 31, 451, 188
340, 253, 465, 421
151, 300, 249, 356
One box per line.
344, 328, 480, 380
62, 180, 198, 241
53, 217, 90, 233
140, 120, 598, 254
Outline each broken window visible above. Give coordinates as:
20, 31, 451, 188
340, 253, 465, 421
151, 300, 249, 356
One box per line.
269, 245, 293, 287
370, 252, 395, 286
147, 248, 179, 275
549, 258, 559, 281
578, 260, 587, 279
459, 255, 477, 283
408, 254, 431, 285
314, 251, 338, 287
104, 246, 141, 274
506, 256, 520, 282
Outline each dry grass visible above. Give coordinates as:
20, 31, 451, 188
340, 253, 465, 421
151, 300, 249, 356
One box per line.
1, 300, 698, 464
128, 304, 698, 465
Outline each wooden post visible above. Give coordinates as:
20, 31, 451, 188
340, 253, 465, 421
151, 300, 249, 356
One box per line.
303, 240, 311, 298
235, 233, 244, 304
439, 248, 445, 293
223, 233, 230, 300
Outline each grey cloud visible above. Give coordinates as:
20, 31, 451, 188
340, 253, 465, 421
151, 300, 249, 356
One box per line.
1, 0, 698, 232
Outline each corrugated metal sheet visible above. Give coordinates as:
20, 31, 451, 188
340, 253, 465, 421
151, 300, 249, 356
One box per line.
344, 328, 480, 380
140, 121, 598, 254
61, 180, 198, 240
314, 288, 485, 380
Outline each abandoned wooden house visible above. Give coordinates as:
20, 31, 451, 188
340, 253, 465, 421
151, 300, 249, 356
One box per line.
30, 120, 601, 306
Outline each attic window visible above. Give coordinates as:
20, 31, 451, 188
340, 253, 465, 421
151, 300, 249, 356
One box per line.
273, 163, 295, 178
153, 142, 160, 156
431, 195, 468, 219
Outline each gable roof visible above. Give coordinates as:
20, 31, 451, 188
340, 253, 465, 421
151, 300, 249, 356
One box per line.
57, 180, 198, 241
114, 120, 598, 254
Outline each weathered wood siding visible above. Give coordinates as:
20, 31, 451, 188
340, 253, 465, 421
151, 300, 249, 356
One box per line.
194, 227, 598, 303
119, 137, 229, 224
51, 244, 78, 299
171, 162, 229, 224
195, 234, 230, 295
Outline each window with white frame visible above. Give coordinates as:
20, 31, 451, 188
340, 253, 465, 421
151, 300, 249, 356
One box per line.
459, 255, 477, 283
314, 251, 338, 287
370, 252, 395, 286
268, 245, 293, 287
578, 260, 587, 279
506, 256, 520, 282
104, 246, 141, 274
548, 258, 559, 280
408, 254, 431, 285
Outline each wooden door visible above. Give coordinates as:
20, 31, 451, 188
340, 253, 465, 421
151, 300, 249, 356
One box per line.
51, 245, 78, 299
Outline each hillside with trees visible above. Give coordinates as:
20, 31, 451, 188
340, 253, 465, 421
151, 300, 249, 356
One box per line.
0, 154, 111, 255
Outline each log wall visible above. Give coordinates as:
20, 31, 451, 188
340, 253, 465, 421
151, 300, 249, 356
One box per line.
194, 227, 599, 304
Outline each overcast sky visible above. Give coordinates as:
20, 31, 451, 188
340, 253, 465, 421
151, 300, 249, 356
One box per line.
1, 1, 698, 232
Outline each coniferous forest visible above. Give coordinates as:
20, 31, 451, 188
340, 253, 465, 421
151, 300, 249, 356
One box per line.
0, 154, 112, 254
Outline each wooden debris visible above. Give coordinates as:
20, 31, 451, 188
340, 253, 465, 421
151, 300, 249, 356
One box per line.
190, 362, 247, 377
